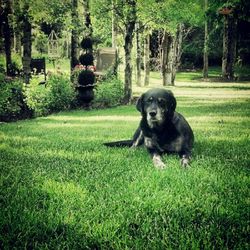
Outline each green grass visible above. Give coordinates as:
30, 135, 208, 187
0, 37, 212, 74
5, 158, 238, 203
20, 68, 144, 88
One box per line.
1, 82, 250, 249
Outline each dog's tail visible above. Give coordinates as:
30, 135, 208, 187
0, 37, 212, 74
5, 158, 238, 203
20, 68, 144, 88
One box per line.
104, 140, 133, 147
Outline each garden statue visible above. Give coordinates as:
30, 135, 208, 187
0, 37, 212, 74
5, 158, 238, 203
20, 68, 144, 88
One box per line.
76, 36, 95, 106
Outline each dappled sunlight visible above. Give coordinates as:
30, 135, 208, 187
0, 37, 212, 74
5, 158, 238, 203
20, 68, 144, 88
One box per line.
133, 80, 250, 99
1, 135, 40, 143
188, 116, 250, 123
39, 178, 89, 225
47, 115, 139, 122
41, 179, 87, 200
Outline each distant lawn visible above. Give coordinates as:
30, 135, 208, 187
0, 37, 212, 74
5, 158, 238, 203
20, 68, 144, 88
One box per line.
0, 82, 249, 249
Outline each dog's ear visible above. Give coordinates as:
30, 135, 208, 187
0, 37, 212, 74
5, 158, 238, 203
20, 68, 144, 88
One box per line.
136, 94, 144, 112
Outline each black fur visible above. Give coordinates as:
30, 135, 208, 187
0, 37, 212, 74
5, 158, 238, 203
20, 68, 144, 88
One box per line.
104, 88, 194, 168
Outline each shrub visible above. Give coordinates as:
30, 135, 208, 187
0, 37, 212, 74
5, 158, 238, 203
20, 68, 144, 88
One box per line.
0, 74, 33, 122
92, 76, 124, 108
25, 74, 76, 116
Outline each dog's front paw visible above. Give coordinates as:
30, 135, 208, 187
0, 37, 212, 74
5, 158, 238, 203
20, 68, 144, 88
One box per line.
153, 155, 166, 169
181, 156, 190, 168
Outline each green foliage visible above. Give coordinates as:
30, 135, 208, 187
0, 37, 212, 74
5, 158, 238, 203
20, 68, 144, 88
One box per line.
34, 32, 48, 54
93, 76, 124, 108
138, 0, 203, 32
25, 74, 75, 116
0, 74, 32, 122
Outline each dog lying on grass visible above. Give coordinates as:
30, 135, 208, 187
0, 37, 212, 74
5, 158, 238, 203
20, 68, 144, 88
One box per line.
104, 88, 194, 169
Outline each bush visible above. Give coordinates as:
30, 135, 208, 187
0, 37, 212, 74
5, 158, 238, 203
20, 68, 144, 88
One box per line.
25, 74, 76, 116
92, 76, 124, 108
0, 74, 33, 122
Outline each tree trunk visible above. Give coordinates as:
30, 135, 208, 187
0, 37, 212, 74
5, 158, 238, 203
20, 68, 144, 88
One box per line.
13, 0, 22, 55
22, 3, 31, 84
123, 0, 136, 104
162, 30, 174, 86
112, 0, 118, 48
165, 35, 174, 85
203, 0, 208, 79
0, 3, 4, 53
161, 30, 169, 86
71, 0, 79, 72
3, 0, 13, 76
135, 22, 142, 86
14, 31, 22, 55
222, 15, 237, 80
124, 29, 135, 104
172, 24, 184, 85
144, 34, 150, 86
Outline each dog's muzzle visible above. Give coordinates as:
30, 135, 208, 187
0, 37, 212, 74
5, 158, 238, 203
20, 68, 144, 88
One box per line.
147, 109, 164, 127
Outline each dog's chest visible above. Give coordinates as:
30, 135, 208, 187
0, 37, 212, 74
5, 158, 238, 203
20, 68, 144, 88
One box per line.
144, 128, 183, 153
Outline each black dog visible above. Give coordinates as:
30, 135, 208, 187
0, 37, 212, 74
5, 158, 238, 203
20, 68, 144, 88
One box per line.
104, 88, 194, 169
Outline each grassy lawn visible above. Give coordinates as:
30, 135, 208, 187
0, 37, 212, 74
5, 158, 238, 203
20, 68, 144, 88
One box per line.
1, 80, 250, 249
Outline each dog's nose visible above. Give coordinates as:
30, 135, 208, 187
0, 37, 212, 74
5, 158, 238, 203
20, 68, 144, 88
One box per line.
149, 111, 157, 117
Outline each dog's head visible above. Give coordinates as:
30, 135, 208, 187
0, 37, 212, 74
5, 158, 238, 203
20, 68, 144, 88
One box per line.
136, 88, 176, 128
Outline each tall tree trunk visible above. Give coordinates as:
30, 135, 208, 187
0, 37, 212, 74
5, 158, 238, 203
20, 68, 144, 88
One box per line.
144, 34, 150, 86
162, 30, 174, 86
203, 0, 208, 79
22, 5, 32, 84
0, 3, 4, 53
222, 15, 237, 80
14, 31, 22, 55
13, 0, 22, 55
161, 30, 169, 86
135, 22, 142, 87
112, 0, 118, 48
3, 0, 13, 76
172, 24, 184, 85
165, 35, 174, 85
123, 0, 136, 104
71, 0, 79, 72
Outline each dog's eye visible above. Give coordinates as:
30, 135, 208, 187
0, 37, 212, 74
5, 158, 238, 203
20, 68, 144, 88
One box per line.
158, 98, 166, 105
146, 97, 153, 103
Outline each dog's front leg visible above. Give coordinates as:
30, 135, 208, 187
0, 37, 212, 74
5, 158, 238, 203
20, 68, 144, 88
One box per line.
152, 153, 166, 169
145, 137, 166, 169
131, 129, 144, 148
180, 154, 191, 167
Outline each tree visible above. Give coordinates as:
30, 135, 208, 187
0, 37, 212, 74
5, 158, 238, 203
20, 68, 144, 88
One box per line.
135, 22, 142, 86
208, 0, 250, 80
221, 11, 237, 80
2, 0, 14, 76
138, 0, 203, 86
20, 1, 32, 83
143, 33, 150, 86
116, 0, 137, 104
13, 0, 22, 55
112, 0, 118, 47
203, 0, 208, 79
71, 0, 79, 71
